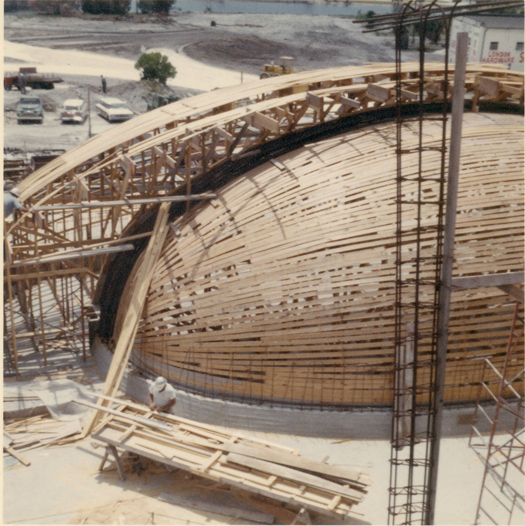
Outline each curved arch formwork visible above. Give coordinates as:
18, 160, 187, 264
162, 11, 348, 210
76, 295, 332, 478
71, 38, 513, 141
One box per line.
4, 64, 523, 406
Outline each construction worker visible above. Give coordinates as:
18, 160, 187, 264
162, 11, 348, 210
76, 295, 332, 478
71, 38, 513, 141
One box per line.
19, 73, 26, 93
148, 376, 176, 413
4, 187, 28, 220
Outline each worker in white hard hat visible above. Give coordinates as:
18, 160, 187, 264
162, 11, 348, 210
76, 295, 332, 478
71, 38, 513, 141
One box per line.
4, 187, 29, 220
148, 376, 176, 413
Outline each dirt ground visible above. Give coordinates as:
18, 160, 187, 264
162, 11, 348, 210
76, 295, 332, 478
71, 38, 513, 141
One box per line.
3, 10, 439, 153
5, 11, 421, 73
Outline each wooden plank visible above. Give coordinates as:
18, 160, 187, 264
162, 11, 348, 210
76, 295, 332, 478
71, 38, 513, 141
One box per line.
476, 76, 500, 96
34, 194, 216, 210
10, 244, 135, 268
73, 399, 173, 433
339, 96, 361, 109
214, 126, 234, 143
93, 425, 362, 519
252, 112, 280, 133
4, 446, 31, 466
306, 92, 323, 111
366, 83, 391, 102
220, 442, 369, 487
82, 202, 171, 436
225, 452, 365, 502
200, 450, 223, 472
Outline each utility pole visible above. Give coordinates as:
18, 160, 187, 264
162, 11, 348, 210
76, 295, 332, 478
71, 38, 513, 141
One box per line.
426, 31, 469, 525
88, 86, 92, 139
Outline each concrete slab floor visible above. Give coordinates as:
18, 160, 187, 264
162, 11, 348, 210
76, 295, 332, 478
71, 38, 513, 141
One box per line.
4, 427, 523, 525
3, 438, 262, 525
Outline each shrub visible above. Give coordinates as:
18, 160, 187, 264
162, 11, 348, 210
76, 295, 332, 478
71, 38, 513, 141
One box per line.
137, 0, 174, 15
81, 0, 130, 15
135, 52, 176, 85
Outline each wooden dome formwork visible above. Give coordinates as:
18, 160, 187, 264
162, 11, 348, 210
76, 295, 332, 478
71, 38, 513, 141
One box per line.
4, 63, 523, 434
113, 111, 523, 410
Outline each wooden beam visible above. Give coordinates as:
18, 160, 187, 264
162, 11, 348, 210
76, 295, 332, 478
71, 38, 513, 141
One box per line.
339, 96, 361, 110
34, 194, 216, 210
220, 441, 369, 487
252, 112, 280, 133
9, 245, 135, 268
225, 452, 364, 502
81, 202, 171, 437
366, 83, 391, 102
306, 92, 324, 111
400, 89, 419, 100
497, 284, 524, 303
5, 267, 92, 282
73, 399, 173, 433
476, 76, 500, 96
451, 272, 524, 290
214, 126, 234, 143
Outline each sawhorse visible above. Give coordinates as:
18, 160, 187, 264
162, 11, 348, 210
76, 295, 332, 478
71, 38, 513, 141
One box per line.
99, 444, 126, 481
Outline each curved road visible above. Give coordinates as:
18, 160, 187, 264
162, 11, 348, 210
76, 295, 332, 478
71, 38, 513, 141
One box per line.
4, 40, 258, 91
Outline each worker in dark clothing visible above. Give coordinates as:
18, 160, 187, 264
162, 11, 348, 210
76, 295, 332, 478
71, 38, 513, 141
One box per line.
101, 75, 107, 94
19, 73, 26, 93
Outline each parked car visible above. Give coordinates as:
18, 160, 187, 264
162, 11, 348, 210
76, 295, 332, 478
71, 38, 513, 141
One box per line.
60, 99, 88, 124
95, 97, 133, 123
16, 94, 43, 124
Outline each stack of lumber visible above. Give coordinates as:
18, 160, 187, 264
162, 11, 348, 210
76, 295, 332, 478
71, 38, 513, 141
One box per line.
80, 395, 371, 521
3, 415, 83, 462
3, 158, 29, 184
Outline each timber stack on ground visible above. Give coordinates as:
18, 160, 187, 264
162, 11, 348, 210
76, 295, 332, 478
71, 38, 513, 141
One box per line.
76, 395, 371, 522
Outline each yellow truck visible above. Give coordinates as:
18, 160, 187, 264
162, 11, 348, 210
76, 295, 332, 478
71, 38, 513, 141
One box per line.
260, 56, 295, 79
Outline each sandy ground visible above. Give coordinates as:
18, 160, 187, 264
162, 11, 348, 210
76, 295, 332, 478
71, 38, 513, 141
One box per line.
3, 426, 507, 525
3, 10, 441, 153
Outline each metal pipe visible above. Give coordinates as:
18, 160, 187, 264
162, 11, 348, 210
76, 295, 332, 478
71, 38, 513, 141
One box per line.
426, 31, 469, 525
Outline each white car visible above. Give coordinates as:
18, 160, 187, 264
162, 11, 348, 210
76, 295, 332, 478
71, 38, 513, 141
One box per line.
95, 97, 134, 123
60, 99, 88, 124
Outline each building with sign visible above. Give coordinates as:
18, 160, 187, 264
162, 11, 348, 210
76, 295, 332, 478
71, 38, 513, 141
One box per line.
450, 15, 524, 71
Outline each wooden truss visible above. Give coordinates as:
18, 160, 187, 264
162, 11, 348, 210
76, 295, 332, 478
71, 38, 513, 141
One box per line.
4, 63, 523, 408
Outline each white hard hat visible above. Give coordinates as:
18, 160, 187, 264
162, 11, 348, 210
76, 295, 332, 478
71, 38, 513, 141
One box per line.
10, 187, 21, 197
154, 376, 167, 388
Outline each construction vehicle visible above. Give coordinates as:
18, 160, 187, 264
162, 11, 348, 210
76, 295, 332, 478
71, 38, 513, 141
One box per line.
260, 56, 295, 79
146, 92, 180, 111
4, 67, 63, 91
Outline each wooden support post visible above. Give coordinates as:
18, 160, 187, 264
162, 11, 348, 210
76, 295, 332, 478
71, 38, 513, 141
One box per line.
36, 264, 48, 366
81, 202, 171, 437
109, 445, 126, 481
4, 237, 19, 374
98, 445, 110, 471
185, 145, 192, 213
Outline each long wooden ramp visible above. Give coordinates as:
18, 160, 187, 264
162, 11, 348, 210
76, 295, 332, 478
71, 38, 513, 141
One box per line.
75, 395, 371, 522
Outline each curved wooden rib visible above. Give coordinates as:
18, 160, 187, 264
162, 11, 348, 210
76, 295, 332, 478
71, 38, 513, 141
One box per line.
4, 63, 523, 407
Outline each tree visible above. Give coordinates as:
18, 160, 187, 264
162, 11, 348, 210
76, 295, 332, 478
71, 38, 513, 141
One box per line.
137, 0, 174, 15
135, 52, 176, 85
81, 0, 130, 15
